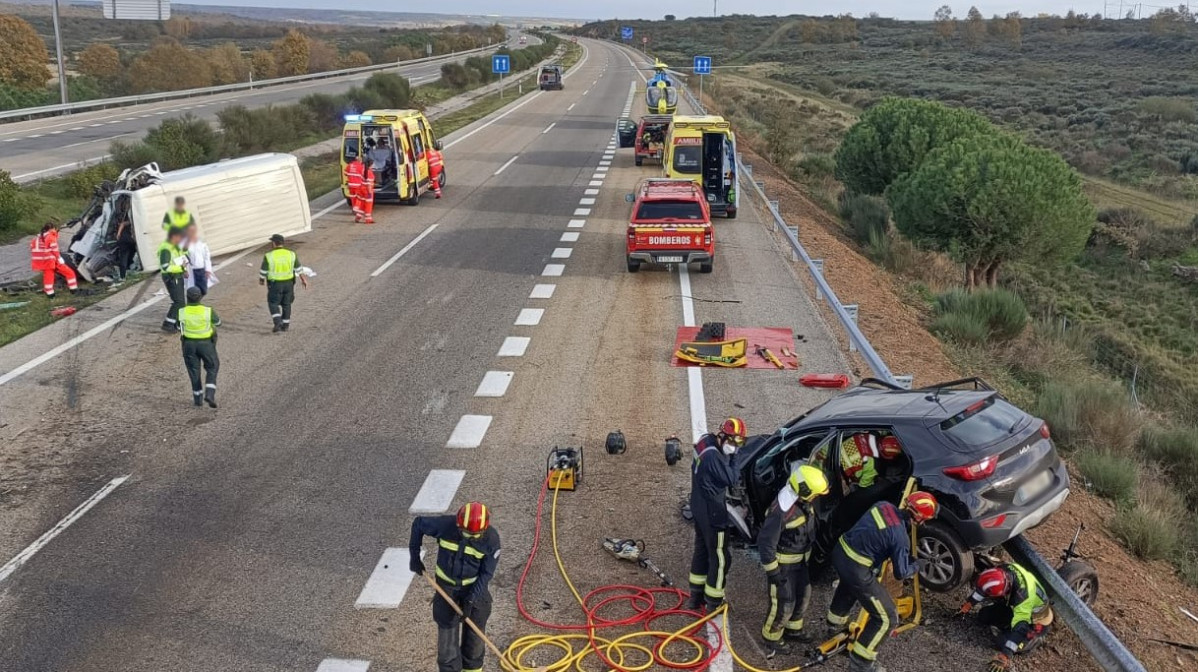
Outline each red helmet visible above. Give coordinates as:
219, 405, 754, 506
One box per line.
457, 502, 491, 536
905, 491, 938, 523
977, 567, 1011, 598
879, 436, 902, 460
721, 417, 747, 445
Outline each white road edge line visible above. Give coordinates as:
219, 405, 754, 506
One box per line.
447, 415, 492, 448
355, 548, 422, 609
542, 122, 556, 134
316, 660, 371, 672
0, 475, 130, 584
409, 470, 466, 514
370, 223, 438, 277
494, 155, 519, 175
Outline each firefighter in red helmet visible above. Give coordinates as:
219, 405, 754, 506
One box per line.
687, 417, 747, 611
410, 502, 501, 672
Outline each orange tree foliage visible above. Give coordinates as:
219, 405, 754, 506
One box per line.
0, 14, 51, 89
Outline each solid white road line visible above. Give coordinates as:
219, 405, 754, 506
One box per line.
542, 122, 556, 134
370, 223, 438, 277
409, 470, 466, 514
515, 308, 544, 326
355, 548, 421, 609
498, 336, 531, 356
529, 284, 556, 299
585, 189, 600, 196
579, 198, 596, 205
568, 220, 585, 229
1, 138, 15, 143
560, 232, 580, 242
0, 475, 130, 584
447, 415, 492, 448
552, 248, 573, 259
14, 156, 111, 181
542, 263, 566, 275
317, 660, 371, 672
475, 371, 514, 397
494, 155, 519, 175
574, 208, 591, 216
678, 265, 705, 442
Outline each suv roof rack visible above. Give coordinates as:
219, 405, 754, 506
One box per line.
913, 377, 994, 392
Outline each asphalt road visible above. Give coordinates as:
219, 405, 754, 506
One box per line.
0, 37, 1043, 672
0, 32, 539, 184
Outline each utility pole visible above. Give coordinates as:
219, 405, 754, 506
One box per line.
51, 0, 69, 105
713, 0, 718, 17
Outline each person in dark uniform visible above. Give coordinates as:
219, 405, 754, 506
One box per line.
757, 465, 829, 656
826, 492, 938, 672
258, 234, 307, 333
158, 227, 188, 332
687, 417, 747, 612
959, 563, 1052, 672
178, 287, 220, 408
410, 502, 500, 672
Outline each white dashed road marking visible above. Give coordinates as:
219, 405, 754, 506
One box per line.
560, 232, 580, 242
370, 223, 438, 277
579, 198, 596, 205
494, 155, 519, 175
317, 660, 371, 672
567, 103, 576, 111
530, 284, 556, 299
355, 548, 421, 609
552, 248, 573, 259
585, 189, 600, 195
542, 122, 556, 134
447, 415, 492, 448
542, 263, 566, 276
568, 220, 585, 228
409, 470, 466, 514
498, 336, 531, 356
475, 371, 514, 397
515, 308, 544, 326
589, 180, 603, 187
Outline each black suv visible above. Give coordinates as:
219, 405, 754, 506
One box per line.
725, 378, 1070, 591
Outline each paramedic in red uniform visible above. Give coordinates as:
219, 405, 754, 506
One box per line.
427, 146, 445, 199
344, 153, 365, 222
360, 161, 376, 224
30, 223, 78, 297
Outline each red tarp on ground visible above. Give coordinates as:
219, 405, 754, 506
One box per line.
671, 326, 800, 369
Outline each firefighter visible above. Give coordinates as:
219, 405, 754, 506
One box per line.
162, 196, 195, 233
825, 491, 938, 672
687, 417, 747, 612
259, 234, 307, 333
427, 146, 445, 199
832, 433, 904, 535
958, 563, 1051, 672
29, 222, 78, 297
410, 502, 501, 672
360, 160, 376, 224
158, 227, 189, 332
345, 153, 365, 222
179, 287, 220, 408
758, 465, 829, 656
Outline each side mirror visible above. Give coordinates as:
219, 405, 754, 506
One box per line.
433, 140, 443, 151
625, 193, 635, 203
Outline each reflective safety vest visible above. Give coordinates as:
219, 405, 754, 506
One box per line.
263, 248, 298, 281
409, 514, 501, 593
840, 435, 879, 488
435, 538, 488, 586
1007, 563, 1049, 627
427, 149, 444, 172
158, 242, 186, 274
30, 231, 60, 271
164, 209, 192, 232
363, 165, 375, 190
179, 305, 215, 339
345, 160, 364, 188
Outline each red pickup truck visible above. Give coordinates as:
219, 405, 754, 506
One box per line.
625, 178, 714, 273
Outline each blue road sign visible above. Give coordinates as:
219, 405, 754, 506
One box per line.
492, 54, 510, 74
693, 56, 712, 75
621, 26, 633, 40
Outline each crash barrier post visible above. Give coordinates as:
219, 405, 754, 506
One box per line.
0, 45, 500, 122
670, 65, 1148, 672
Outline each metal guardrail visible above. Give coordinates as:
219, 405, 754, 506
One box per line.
673, 71, 1147, 672
0, 45, 500, 123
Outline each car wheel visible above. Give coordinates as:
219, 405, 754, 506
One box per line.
916, 521, 973, 592
345, 196, 354, 209
438, 170, 447, 188
699, 260, 713, 273
1057, 560, 1100, 606
627, 257, 640, 273
726, 208, 738, 220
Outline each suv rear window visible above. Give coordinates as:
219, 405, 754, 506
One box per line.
636, 200, 705, 220
939, 397, 1028, 449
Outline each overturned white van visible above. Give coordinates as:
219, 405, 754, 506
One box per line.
67, 153, 311, 281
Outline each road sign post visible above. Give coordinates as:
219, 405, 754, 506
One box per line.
492, 54, 511, 99
693, 56, 712, 107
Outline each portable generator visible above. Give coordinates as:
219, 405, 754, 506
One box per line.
546, 446, 584, 491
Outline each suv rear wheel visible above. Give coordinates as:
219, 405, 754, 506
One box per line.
916, 521, 973, 592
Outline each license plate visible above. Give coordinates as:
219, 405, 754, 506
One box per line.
1015, 470, 1052, 506
658, 256, 684, 263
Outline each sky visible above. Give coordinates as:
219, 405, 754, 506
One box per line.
186, 0, 1114, 21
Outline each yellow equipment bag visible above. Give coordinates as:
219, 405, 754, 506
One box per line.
675, 338, 748, 367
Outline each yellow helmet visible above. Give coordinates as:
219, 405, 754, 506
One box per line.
789, 465, 830, 503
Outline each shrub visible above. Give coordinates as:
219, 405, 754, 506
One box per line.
931, 288, 1028, 344
930, 311, 990, 345
865, 228, 919, 276
1109, 505, 1178, 561
796, 153, 836, 178
300, 93, 344, 133
1075, 450, 1137, 503
1002, 318, 1091, 386
0, 170, 42, 237
364, 72, 411, 107
112, 114, 222, 171
440, 62, 471, 89
838, 192, 889, 244
1035, 380, 1140, 453
1138, 96, 1197, 124
57, 163, 122, 200
218, 104, 315, 155
1137, 425, 1198, 503
342, 86, 387, 115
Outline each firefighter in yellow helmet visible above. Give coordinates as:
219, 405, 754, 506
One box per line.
757, 465, 830, 656
687, 417, 747, 611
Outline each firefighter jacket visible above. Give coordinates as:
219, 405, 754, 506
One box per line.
968, 563, 1048, 629
838, 501, 917, 580
409, 514, 501, 599
757, 494, 817, 572
689, 433, 738, 531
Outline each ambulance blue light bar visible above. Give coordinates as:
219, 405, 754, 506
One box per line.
344, 114, 373, 122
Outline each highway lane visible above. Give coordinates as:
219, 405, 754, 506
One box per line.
0, 32, 540, 183
0, 39, 613, 672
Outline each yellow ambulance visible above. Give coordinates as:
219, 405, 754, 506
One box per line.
662, 115, 738, 219
340, 109, 444, 206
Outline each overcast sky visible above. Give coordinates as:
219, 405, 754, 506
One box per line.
196, 0, 1115, 21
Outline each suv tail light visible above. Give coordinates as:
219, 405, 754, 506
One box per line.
1039, 422, 1051, 440
704, 231, 712, 246
943, 454, 999, 481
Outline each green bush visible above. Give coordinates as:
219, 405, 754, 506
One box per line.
931, 311, 990, 345
112, 114, 223, 171
931, 288, 1028, 344
796, 153, 836, 178
1138, 97, 1197, 124
1137, 425, 1198, 504
838, 192, 889, 244
865, 228, 919, 276
1109, 505, 1178, 561
343, 86, 387, 115
1035, 380, 1140, 454
440, 62, 471, 89
0, 170, 42, 237
1075, 450, 1138, 503
56, 163, 122, 200
299, 93, 345, 132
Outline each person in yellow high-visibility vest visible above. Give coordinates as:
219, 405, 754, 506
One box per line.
178, 287, 221, 408
158, 227, 189, 332
258, 234, 308, 333
162, 196, 195, 233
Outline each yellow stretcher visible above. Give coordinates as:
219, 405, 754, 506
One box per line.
675, 338, 748, 367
